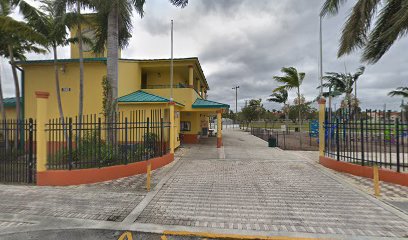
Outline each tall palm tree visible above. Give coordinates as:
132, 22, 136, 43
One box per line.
273, 67, 305, 145
388, 87, 408, 98
20, 0, 70, 122
267, 89, 289, 132
321, 0, 408, 64
0, 0, 46, 123
0, 0, 46, 148
91, 0, 189, 120
55, 0, 89, 125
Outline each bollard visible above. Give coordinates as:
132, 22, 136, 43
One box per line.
373, 165, 380, 197
146, 162, 151, 192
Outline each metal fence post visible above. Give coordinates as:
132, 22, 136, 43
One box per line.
360, 120, 365, 166
396, 118, 400, 172
68, 118, 73, 170
124, 117, 128, 165
98, 117, 102, 167
28, 118, 34, 183
160, 118, 164, 156
146, 117, 150, 158
336, 118, 340, 161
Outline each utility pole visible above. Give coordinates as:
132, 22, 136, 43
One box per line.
232, 86, 239, 128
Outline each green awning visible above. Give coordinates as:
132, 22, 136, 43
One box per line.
118, 90, 184, 106
192, 98, 229, 109
3, 97, 19, 108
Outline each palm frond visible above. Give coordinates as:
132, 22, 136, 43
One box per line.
169, 0, 188, 8
0, 0, 11, 16
388, 87, 408, 98
267, 89, 288, 104
0, 16, 47, 45
338, 0, 380, 57
362, 0, 403, 63
131, 0, 146, 17
320, 0, 347, 17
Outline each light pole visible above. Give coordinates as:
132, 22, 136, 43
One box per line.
319, 15, 323, 98
232, 86, 239, 127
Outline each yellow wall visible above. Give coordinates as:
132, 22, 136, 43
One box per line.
24, 62, 107, 119
118, 103, 180, 148
145, 70, 187, 88
180, 111, 201, 134
70, 23, 107, 59
119, 61, 141, 97
175, 110, 180, 148
2, 107, 17, 120
144, 88, 201, 111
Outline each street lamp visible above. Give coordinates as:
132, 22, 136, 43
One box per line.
232, 86, 240, 128
232, 86, 239, 114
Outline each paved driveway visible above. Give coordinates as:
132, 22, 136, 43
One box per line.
136, 130, 408, 238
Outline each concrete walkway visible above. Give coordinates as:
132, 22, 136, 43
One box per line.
0, 129, 407, 239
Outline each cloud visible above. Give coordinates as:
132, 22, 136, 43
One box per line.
2, 0, 406, 112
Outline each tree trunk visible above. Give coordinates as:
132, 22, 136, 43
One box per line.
77, 1, 84, 128
53, 45, 64, 121
297, 87, 302, 148
107, 2, 118, 117
106, 2, 119, 143
284, 103, 288, 134
0, 64, 8, 150
8, 45, 20, 150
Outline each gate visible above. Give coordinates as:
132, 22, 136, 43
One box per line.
0, 119, 36, 184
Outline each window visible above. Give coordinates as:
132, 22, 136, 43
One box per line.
180, 121, 191, 131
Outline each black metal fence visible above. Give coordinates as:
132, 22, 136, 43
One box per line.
0, 119, 36, 184
46, 109, 170, 170
250, 124, 319, 151
324, 109, 408, 172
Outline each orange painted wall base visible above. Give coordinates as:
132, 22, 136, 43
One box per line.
182, 134, 199, 144
217, 137, 222, 148
319, 156, 408, 187
37, 153, 174, 186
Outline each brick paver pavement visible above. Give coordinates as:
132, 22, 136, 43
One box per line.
0, 154, 178, 222
136, 130, 408, 238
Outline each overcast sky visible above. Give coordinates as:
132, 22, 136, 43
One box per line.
1, 0, 407, 111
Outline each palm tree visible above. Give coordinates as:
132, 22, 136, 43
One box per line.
267, 89, 289, 132
320, 66, 365, 117
0, 0, 46, 123
0, 0, 46, 148
55, 0, 89, 125
321, 0, 407, 64
273, 67, 305, 145
388, 87, 408, 98
20, 0, 70, 122
91, 0, 189, 120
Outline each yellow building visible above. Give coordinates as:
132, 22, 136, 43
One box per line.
17, 38, 229, 149
1, 97, 18, 120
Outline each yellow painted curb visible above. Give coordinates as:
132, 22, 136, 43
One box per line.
163, 230, 328, 240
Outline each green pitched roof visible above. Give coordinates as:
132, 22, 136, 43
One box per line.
3, 97, 19, 108
117, 90, 184, 106
192, 98, 229, 109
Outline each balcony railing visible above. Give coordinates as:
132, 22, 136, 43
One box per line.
144, 84, 188, 89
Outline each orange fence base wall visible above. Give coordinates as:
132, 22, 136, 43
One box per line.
182, 134, 199, 144
37, 153, 174, 186
319, 156, 408, 187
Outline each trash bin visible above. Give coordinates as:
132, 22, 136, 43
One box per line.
268, 136, 277, 147
294, 127, 299, 132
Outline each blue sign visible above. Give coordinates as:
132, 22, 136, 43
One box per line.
309, 120, 319, 137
